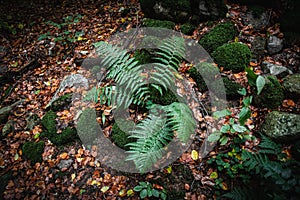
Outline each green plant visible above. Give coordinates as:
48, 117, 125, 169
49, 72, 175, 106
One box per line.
22, 141, 45, 164
180, 23, 196, 35
133, 181, 167, 200
82, 36, 197, 172
212, 42, 252, 73
199, 22, 237, 53
38, 14, 83, 44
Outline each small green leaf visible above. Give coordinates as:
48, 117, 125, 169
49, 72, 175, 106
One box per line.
229, 118, 234, 125
220, 125, 230, 133
210, 171, 218, 179
220, 136, 229, 145
213, 109, 231, 119
239, 107, 251, 125
161, 192, 167, 200
245, 67, 258, 86
256, 75, 266, 95
242, 96, 252, 107
133, 186, 143, 192
140, 189, 148, 199
100, 186, 109, 193
34, 133, 40, 139
79, 189, 86, 195
207, 131, 221, 142
237, 88, 247, 96
14, 153, 19, 160
152, 189, 160, 197
35, 90, 41, 95
232, 124, 248, 133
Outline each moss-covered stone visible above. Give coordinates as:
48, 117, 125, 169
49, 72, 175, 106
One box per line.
253, 76, 284, 109
180, 23, 196, 35
219, 77, 243, 100
111, 120, 135, 150
22, 141, 44, 164
212, 42, 252, 73
41, 110, 78, 146
142, 18, 175, 29
199, 22, 237, 53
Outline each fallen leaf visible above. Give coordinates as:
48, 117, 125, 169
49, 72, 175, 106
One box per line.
191, 150, 199, 161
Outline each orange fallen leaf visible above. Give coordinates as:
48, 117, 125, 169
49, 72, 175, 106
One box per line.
59, 152, 69, 159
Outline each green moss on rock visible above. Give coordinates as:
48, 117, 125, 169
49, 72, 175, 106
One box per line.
134, 49, 153, 65
41, 110, 78, 146
253, 76, 284, 109
219, 77, 243, 100
22, 141, 44, 164
199, 22, 237, 53
212, 42, 252, 73
111, 120, 135, 150
180, 23, 196, 35
142, 18, 175, 29
149, 85, 179, 105
50, 93, 72, 112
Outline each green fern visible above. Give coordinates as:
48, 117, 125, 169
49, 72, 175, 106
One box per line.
125, 114, 173, 173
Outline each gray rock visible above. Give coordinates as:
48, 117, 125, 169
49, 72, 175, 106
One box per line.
193, 0, 227, 21
267, 36, 283, 54
262, 61, 293, 78
2, 120, 14, 137
260, 111, 300, 142
282, 74, 300, 96
0, 99, 25, 124
241, 9, 269, 31
25, 113, 40, 130
251, 36, 266, 59
57, 159, 73, 170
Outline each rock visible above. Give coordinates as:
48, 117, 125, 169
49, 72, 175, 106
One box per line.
191, 0, 227, 22
267, 36, 283, 54
282, 74, 300, 97
140, 0, 191, 23
0, 99, 25, 124
251, 36, 266, 59
57, 159, 73, 170
241, 5, 269, 31
2, 120, 14, 137
46, 74, 88, 108
260, 111, 300, 142
262, 61, 293, 78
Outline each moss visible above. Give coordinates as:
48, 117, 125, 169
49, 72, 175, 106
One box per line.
213, 77, 243, 100
180, 23, 196, 35
149, 85, 179, 105
199, 22, 237, 53
142, 18, 175, 29
22, 141, 44, 164
212, 42, 252, 73
50, 93, 72, 111
41, 110, 78, 146
253, 76, 284, 109
133, 49, 153, 65
111, 120, 135, 150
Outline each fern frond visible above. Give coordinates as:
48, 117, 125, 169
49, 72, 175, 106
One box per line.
164, 102, 196, 143
126, 114, 173, 173
223, 187, 257, 200
258, 134, 282, 155
154, 36, 185, 70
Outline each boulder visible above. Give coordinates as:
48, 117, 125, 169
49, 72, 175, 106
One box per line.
190, 0, 227, 22
0, 99, 24, 124
260, 111, 300, 142
241, 5, 269, 31
267, 36, 283, 55
2, 120, 14, 137
262, 61, 293, 79
282, 74, 300, 97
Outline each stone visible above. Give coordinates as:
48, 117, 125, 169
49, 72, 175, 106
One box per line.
25, 113, 40, 130
282, 74, 300, 96
0, 99, 24, 124
57, 159, 73, 170
260, 111, 300, 142
267, 36, 283, 55
262, 61, 293, 79
241, 6, 269, 31
192, 0, 227, 22
2, 120, 14, 137
251, 36, 266, 59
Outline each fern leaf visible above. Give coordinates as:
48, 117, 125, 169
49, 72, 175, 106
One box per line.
126, 114, 173, 172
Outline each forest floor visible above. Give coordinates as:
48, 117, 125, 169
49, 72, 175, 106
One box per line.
0, 0, 299, 199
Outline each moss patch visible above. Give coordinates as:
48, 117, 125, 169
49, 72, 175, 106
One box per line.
133, 49, 153, 65
49, 93, 72, 112
253, 76, 284, 109
216, 77, 243, 100
199, 22, 237, 53
41, 110, 78, 146
22, 141, 44, 164
212, 42, 252, 73
142, 18, 175, 29
148, 85, 180, 105
180, 23, 196, 35
111, 120, 135, 150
